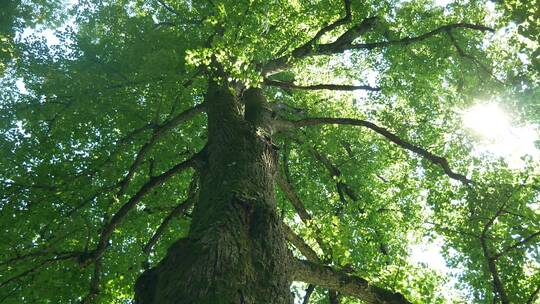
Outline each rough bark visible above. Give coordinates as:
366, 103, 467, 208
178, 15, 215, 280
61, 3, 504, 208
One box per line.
132, 79, 413, 304
292, 259, 411, 304
135, 80, 292, 303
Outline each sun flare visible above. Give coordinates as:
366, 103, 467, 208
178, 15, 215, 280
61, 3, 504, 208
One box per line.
463, 103, 510, 140
462, 102, 539, 168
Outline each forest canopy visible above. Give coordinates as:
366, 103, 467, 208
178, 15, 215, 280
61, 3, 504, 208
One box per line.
0, 0, 539, 303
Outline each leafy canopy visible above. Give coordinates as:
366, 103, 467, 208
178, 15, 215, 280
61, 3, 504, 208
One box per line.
0, 0, 539, 303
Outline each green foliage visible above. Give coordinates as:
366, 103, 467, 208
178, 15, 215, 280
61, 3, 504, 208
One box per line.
0, 0, 20, 74
0, 0, 539, 303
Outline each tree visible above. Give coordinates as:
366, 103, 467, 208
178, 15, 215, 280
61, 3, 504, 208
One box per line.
1, 0, 539, 303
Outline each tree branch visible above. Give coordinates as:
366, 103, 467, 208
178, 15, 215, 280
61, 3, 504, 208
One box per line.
305, 143, 358, 204
278, 173, 331, 258
302, 284, 316, 304
0, 253, 79, 289
479, 198, 510, 304
265, 79, 380, 92
481, 194, 512, 238
262, 0, 370, 76
446, 31, 503, 85
283, 224, 322, 263
327, 23, 494, 53
304, 0, 352, 47
284, 225, 343, 304
283, 117, 471, 185
492, 231, 540, 260
288, 136, 358, 208
329, 290, 340, 304
0, 250, 81, 267
80, 151, 202, 265
479, 237, 509, 304
263, 19, 492, 75
292, 259, 411, 304
80, 259, 102, 304
117, 103, 206, 196
142, 199, 193, 255
277, 175, 313, 223
280, 161, 349, 300
156, 0, 180, 16
142, 174, 199, 255
527, 282, 540, 304
284, 139, 392, 260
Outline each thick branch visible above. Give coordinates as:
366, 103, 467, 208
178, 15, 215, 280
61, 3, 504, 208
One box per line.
143, 199, 194, 255
277, 175, 312, 222
424, 221, 482, 239
278, 174, 331, 257
142, 174, 199, 255
329, 290, 340, 304
283, 224, 321, 263
0, 250, 81, 267
283, 140, 393, 260
116, 122, 157, 146
305, 142, 391, 258
262, 1, 371, 75
481, 194, 512, 238
328, 23, 494, 53
81, 259, 102, 304
263, 20, 491, 75
159, 103, 206, 135
265, 79, 380, 92
302, 284, 316, 304
283, 226, 344, 304
292, 259, 411, 304
288, 137, 358, 207
82, 152, 201, 264
304, 0, 352, 47
118, 137, 157, 196
478, 198, 510, 304
284, 117, 471, 184
281, 154, 348, 300
480, 237, 509, 304
118, 103, 206, 195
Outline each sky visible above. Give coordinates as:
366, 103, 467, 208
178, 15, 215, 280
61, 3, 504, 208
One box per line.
463, 102, 539, 168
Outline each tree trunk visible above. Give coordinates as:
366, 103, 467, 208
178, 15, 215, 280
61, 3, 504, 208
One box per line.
135, 80, 292, 303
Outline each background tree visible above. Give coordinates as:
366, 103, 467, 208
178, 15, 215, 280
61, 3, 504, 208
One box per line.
0, 0, 539, 303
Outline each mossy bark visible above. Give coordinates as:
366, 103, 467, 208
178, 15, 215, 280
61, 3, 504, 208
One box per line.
135, 81, 292, 304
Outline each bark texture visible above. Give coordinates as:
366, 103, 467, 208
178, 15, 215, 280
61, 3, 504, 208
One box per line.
135, 81, 292, 303
292, 259, 411, 304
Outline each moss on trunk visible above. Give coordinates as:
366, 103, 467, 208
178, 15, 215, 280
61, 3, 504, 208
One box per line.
135, 81, 292, 304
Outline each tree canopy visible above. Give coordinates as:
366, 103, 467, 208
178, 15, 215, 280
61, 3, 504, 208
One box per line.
0, 0, 539, 303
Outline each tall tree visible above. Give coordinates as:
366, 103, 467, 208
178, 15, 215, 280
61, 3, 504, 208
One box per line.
1, 0, 539, 303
